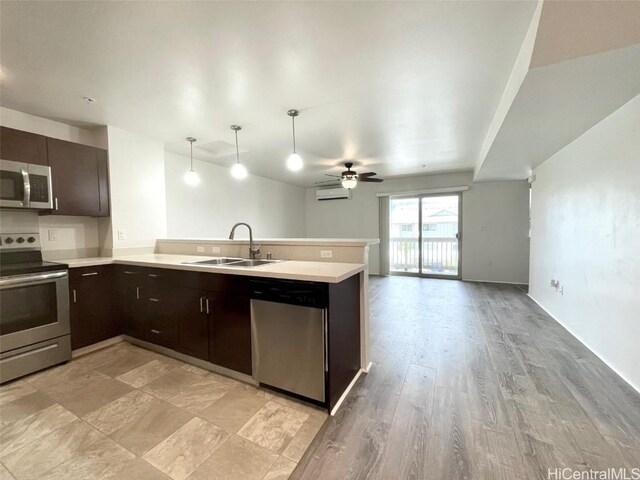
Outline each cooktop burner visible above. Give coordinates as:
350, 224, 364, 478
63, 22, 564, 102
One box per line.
0, 233, 68, 277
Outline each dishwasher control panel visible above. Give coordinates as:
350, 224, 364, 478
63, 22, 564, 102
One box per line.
249, 278, 328, 308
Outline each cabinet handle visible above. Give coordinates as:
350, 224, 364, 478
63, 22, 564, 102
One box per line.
205, 298, 210, 314
81, 272, 98, 277
124, 271, 137, 275
150, 329, 161, 334
54, 197, 58, 210
199, 296, 204, 313
148, 273, 159, 278
149, 298, 160, 302
72, 289, 77, 303
136, 286, 140, 300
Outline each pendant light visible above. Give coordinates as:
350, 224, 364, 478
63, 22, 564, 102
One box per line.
183, 137, 200, 186
286, 109, 303, 171
230, 125, 248, 180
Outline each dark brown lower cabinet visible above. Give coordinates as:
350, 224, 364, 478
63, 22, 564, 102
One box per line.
116, 267, 146, 340
209, 293, 252, 375
69, 266, 120, 350
173, 288, 209, 361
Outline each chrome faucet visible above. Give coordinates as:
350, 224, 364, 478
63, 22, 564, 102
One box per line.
228, 223, 261, 259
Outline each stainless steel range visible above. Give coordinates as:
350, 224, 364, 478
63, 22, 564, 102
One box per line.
0, 233, 71, 383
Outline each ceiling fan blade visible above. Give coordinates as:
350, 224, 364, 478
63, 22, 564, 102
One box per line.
315, 179, 341, 185
358, 172, 377, 177
359, 177, 384, 183
324, 174, 341, 178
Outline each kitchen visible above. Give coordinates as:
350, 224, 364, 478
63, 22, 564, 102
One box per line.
1, 2, 639, 480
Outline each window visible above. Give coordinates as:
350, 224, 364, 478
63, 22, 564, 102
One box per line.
423, 224, 437, 231
401, 224, 413, 232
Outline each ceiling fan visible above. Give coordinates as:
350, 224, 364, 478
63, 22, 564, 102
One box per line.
315, 162, 384, 189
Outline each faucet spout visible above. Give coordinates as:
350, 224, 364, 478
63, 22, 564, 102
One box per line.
228, 223, 261, 259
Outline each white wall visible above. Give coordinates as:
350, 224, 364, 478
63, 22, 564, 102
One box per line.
165, 152, 306, 239
529, 95, 640, 392
306, 171, 530, 282
105, 126, 167, 253
0, 108, 104, 257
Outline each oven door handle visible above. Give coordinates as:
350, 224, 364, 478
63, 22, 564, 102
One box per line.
21, 168, 31, 207
0, 270, 67, 288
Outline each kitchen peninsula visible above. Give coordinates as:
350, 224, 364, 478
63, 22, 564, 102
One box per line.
58, 238, 378, 414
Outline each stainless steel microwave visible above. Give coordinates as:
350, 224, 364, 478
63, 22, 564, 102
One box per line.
0, 159, 53, 209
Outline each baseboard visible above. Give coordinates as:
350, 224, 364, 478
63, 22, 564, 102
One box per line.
463, 278, 529, 286
527, 294, 640, 395
72, 335, 124, 358
330, 368, 364, 416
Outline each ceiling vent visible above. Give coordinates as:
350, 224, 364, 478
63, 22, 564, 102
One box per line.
315, 187, 351, 201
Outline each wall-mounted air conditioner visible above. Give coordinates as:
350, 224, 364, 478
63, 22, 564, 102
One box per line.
315, 187, 351, 201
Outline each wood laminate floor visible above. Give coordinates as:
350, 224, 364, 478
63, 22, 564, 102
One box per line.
292, 276, 640, 479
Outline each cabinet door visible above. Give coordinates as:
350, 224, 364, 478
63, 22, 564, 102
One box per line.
118, 269, 146, 340
171, 288, 209, 360
46, 138, 109, 216
69, 267, 118, 349
0, 127, 48, 166
209, 293, 252, 375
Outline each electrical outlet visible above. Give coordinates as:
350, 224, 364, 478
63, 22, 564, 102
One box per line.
197, 246, 205, 253
320, 250, 333, 259
48, 229, 58, 242
117, 229, 126, 241
211, 246, 221, 254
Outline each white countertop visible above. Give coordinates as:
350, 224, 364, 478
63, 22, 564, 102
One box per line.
59, 254, 365, 283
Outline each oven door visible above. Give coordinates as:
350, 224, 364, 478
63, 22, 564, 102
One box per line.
0, 270, 70, 353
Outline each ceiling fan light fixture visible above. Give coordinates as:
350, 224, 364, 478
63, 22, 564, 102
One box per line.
230, 125, 248, 180
184, 137, 200, 186
341, 176, 358, 189
286, 109, 303, 172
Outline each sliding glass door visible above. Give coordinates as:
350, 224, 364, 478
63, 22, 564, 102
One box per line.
389, 193, 461, 278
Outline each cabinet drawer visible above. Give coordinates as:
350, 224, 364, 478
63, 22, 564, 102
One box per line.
146, 298, 177, 349
69, 265, 111, 283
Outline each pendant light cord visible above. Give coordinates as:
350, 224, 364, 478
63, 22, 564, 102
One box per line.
235, 129, 240, 164
291, 115, 296, 154
190, 140, 194, 171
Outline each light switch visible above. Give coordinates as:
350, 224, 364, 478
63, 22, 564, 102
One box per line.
197, 246, 205, 253
211, 246, 221, 253
320, 250, 333, 259
117, 229, 126, 240
48, 229, 58, 242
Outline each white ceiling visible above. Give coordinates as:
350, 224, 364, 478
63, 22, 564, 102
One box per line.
475, 1, 640, 181
0, 1, 537, 186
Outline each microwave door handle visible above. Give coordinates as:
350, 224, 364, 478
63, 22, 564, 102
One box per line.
20, 168, 31, 207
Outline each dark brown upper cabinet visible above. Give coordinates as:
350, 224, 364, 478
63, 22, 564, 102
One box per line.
45, 138, 109, 217
0, 127, 48, 166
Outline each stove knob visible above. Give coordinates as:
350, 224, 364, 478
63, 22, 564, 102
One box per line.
27, 236, 36, 243
4, 237, 14, 244
16, 237, 25, 244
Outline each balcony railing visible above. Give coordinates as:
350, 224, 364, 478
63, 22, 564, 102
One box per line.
390, 237, 458, 274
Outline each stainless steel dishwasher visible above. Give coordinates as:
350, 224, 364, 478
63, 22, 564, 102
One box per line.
250, 278, 327, 403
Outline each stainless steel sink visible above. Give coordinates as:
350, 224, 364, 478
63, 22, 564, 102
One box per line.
182, 257, 243, 266
182, 258, 283, 268
223, 259, 282, 267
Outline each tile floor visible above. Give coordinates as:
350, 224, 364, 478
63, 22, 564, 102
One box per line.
0, 342, 327, 480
